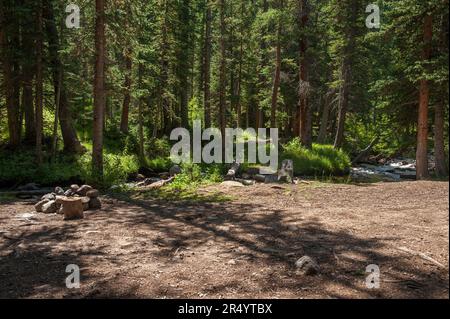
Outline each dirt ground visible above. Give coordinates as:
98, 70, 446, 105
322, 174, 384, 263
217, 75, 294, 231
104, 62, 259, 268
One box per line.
0, 181, 448, 299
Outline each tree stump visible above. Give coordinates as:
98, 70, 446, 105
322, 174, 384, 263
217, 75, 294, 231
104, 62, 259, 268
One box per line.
57, 197, 84, 220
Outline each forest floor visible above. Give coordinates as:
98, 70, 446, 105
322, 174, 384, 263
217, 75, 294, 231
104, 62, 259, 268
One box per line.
0, 180, 448, 299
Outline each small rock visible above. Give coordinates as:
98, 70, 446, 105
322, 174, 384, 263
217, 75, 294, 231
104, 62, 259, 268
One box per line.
169, 165, 182, 177
54, 186, 64, 195
264, 174, 279, 184
253, 174, 266, 183
220, 181, 244, 187
88, 197, 102, 210
70, 184, 80, 192
64, 189, 75, 197
295, 256, 320, 275
228, 259, 237, 265
35, 199, 49, 212
42, 200, 60, 214
76, 185, 93, 196
278, 159, 294, 183
86, 189, 99, 198
41, 193, 56, 201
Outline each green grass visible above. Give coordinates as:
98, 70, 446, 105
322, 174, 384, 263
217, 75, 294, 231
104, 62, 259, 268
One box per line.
280, 139, 351, 176
0, 148, 140, 189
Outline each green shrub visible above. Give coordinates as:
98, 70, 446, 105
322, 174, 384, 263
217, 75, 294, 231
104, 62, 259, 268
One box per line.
0, 148, 140, 189
280, 139, 351, 176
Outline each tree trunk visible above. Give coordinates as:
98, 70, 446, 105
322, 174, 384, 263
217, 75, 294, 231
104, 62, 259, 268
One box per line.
416, 14, 433, 180
218, 0, 227, 139
137, 64, 145, 163
120, 48, 132, 134
0, 3, 20, 148
297, 0, 311, 148
333, 3, 357, 149
93, 0, 106, 178
203, 0, 212, 128
434, 100, 448, 177
22, 7, 35, 144
43, 0, 83, 154
317, 88, 334, 143
271, 22, 281, 129
35, 0, 43, 164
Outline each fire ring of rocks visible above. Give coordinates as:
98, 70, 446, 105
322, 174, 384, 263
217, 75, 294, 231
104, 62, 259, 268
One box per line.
34, 184, 101, 220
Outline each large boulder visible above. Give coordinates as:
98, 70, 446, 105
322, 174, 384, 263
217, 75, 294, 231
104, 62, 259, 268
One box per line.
76, 185, 93, 196
80, 197, 90, 211
59, 197, 84, 220
41, 193, 56, 201
86, 189, 99, 198
54, 186, 65, 195
88, 197, 102, 210
35, 199, 49, 212
42, 200, 60, 214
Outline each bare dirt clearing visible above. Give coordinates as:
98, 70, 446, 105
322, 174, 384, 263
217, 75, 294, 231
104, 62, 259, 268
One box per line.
0, 181, 448, 299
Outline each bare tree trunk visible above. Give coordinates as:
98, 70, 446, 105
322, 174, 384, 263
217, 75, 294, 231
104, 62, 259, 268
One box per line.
297, 0, 311, 148
137, 64, 144, 163
51, 69, 62, 161
120, 48, 132, 134
0, 3, 20, 148
270, 21, 281, 128
43, 0, 83, 154
35, 0, 43, 164
93, 0, 106, 178
203, 0, 212, 128
317, 88, 334, 143
434, 100, 448, 177
219, 0, 226, 139
416, 14, 433, 180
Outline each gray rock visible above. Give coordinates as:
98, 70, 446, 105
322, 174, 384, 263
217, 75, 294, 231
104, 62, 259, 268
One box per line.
54, 186, 65, 195
253, 174, 266, 183
169, 165, 182, 177
70, 184, 80, 192
64, 189, 75, 197
88, 197, 102, 210
86, 189, 99, 198
264, 174, 279, 184
278, 159, 294, 183
42, 200, 60, 214
35, 199, 50, 212
295, 256, 320, 275
41, 193, 56, 201
76, 185, 93, 196
220, 181, 244, 187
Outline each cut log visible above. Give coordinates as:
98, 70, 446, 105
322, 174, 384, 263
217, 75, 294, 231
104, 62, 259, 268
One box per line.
225, 162, 241, 180
59, 197, 84, 220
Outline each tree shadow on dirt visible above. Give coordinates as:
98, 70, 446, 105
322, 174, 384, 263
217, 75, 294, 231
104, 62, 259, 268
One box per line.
0, 192, 447, 299
107, 194, 448, 299
0, 224, 107, 298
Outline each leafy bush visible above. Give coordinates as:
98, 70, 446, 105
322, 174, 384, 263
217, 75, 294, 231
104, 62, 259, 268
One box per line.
0, 148, 140, 189
280, 139, 351, 176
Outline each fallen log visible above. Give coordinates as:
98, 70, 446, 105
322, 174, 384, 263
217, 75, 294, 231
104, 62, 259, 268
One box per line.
352, 137, 379, 165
